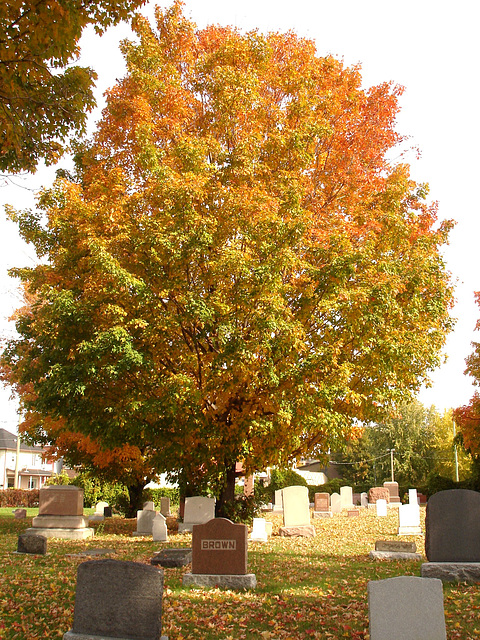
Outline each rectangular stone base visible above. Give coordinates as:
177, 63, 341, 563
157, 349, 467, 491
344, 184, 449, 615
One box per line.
32, 515, 89, 528
25, 527, 94, 540
183, 573, 256, 590
370, 550, 422, 561
279, 525, 315, 537
313, 511, 332, 518
64, 633, 168, 640
421, 562, 480, 582
398, 526, 422, 536
178, 522, 195, 533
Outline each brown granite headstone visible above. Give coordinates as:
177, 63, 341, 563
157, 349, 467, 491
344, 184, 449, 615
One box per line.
39, 486, 83, 516
191, 518, 248, 575
368, 487, 390, 504
383, 481, 401, 503
314, 492, 330, 512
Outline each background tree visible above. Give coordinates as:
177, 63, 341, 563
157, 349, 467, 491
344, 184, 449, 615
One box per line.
0, 0, 144, 173
1, 2, 455, 515
454, 291, 480, 463
334, 401, 469, 492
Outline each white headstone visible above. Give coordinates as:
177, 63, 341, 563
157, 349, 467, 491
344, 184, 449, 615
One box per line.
178, 496, 216, 533
273, 489, 283, 511
331, 492, 342, 514
250, 518, 268, 542
152, 513, 168, 542
368, 576, 446, 640
376, 499, 387, 517
95, 501, 109, 515
361, 492, 368, 508
340, 486, 354, 509
282, 486, 310, 527
408, 489, 418, 505
398, 503, 422, 535
134, 509, 158, 536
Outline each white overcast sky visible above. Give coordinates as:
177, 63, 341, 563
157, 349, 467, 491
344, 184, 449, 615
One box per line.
1, 0, 479, 431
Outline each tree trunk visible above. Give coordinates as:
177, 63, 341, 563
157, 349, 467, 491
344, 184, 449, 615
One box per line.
215, 460, 237, 518
126, 480, 145, 517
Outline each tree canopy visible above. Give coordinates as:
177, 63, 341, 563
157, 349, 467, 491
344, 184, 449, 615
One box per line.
1, 2, 455, 513
454, 292, 480, 458
0, 0, 144, 173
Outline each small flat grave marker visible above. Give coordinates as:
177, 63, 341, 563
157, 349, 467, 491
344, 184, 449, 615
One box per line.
151, 548, 192, 568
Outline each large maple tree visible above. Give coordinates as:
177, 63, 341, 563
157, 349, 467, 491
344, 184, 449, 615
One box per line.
1, 2, 454, 514
0, 0, 144, 173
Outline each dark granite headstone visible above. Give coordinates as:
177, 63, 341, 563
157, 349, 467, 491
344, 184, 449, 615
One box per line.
191, 518, 248, 575
368, 487, 390, 504
64, 559, 164, 640
17, 533, 47, 555
103, 506, 113, 517
151, 548, 192, 568
425, 489, 480, 562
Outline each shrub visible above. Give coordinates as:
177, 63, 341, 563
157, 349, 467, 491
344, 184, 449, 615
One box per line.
70, 474, 129, 511
146, 487, 180, 508
0, 489, 39, 507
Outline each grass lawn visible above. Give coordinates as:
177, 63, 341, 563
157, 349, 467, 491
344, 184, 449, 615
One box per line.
0, 507, 479, 639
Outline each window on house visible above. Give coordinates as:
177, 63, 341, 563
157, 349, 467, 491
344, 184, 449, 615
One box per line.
28, 477, 38, 490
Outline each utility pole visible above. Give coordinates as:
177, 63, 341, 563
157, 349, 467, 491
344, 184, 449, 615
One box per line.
389, 448, 395, 482
453, 418, 459, 483
14, 428, 20, 489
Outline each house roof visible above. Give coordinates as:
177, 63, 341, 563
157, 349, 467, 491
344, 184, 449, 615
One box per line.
0, 428, 43, 453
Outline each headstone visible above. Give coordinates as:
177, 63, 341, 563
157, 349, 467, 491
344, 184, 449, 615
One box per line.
143, 501, 155, 511
422, 489, 480, 582
95, 501, 109, 515
273, 489, 283, 511
409, 489, 418, 505
103, 505, 113, 518
279, 486, 315, 537
368, 576, 446, 640
13, 508, 27, 519
361, 492, 368, 508
418, 492, 428, 505
63, 559, 167, 640
425, 489, 480, 562
178, 496, 216, 533
26, 486, 93, 540
160, 497, 171, 517
17, 533, 47, 555
183, 518, 256, 589
375, 540, 417, 553
347, 509, 360, 517
353, 492, 361, 506
151, 548, 192, 568
368, 487, 390, 504
250, 518, 268, 542
133, 508, 158, 536
152, 513, 168, 542
370, 540, 421, 561
330, 492, 341, 514
243, 475, 254, 497
340, 486, 354, 509
398, 503, 422, 535
313, 492, 332, 518
376, 499, 387, 517
383, 481, 401, 504
89, 501, 109, 522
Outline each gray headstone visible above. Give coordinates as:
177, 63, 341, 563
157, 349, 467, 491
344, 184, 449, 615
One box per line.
66, 559, 164, 640
368, 576, 446, 640
13, 508, 27, 519
425, 489, 480, 562
152, 513, 168, 542
134, 509, 158, 536
17, 533, 47, 555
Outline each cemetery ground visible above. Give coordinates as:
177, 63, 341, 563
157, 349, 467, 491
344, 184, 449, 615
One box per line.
1, 508, 479, 639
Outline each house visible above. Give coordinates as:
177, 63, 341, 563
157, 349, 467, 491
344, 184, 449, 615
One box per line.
0, 428, 56, 490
